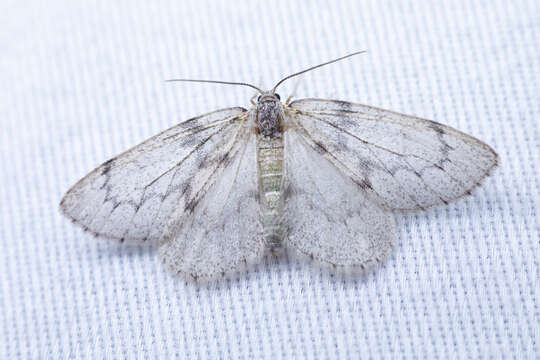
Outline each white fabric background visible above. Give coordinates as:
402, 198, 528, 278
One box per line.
1, 0, 538, 358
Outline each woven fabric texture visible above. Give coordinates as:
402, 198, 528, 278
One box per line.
1, 0, 538, 358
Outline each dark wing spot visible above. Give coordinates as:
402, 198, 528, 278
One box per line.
283, 182, 305, 199
353, 178, 373, 190
283, 183, 293, 199
184, 197, 201, 213
181, 183, 192, 197
100, 159, 115, 175
111, 201, 121, 211
220, 152, 231, 167
197, 155, 209, 170
313, 141, 328, 154
333, 100, 353, 112
428, 121, 445, 135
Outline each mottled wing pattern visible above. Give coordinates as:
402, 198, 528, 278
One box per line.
158, 124, 265, 280
288, 99, 498, 210
283, 129, 395, 268
60, 107, 247, 243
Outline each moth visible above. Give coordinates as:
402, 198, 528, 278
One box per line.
60, 52, 498, 280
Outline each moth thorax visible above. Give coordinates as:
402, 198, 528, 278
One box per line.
256, 100, 282, 138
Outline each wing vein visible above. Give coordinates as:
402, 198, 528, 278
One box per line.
100, 114, 242, 176
87, 123, 233, 237
216, 126, 251, 219
302, 108, 490, 170
298, 110, 440, 161
289, 115, 395, 207
152, 117, 248, 242
295, 110, 476, 202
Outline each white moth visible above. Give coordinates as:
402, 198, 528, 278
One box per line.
60, 52, 498, 280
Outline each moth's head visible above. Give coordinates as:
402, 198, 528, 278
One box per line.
257, 91, 281, 104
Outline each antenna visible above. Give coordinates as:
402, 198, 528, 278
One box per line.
272, 50, 366, 92
165, 79, 264, 94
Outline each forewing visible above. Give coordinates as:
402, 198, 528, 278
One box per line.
288, 99, 498, 210
283, 128, 395, 268
158, 125, 264, 280
60, 107, 248, 242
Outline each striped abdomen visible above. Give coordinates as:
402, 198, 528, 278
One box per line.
257, 137, 285, 250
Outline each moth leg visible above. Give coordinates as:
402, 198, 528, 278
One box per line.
250, 92, 258, 106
